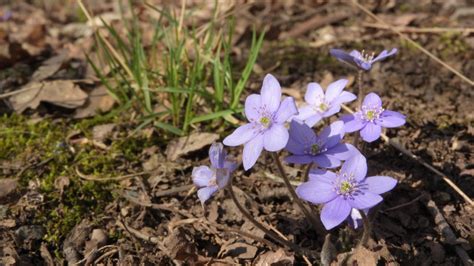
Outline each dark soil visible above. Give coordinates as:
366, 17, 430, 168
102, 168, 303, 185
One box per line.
0, 1, 473, 265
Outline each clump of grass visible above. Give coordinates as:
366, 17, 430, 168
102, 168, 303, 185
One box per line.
85, 1, 264, 136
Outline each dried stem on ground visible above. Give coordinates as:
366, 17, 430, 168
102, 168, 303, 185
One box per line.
422, 197, 473, 266
227, 177, 313, 257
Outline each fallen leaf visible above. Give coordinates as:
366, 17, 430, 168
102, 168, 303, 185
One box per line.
54, 176, 70, 196
166, 132, 219, 161
31, 53, 67, 81
74, 86, 115, 118
92, 123, 115, 142
0, 178, 18, 199
222, 241, 258, 260
10, 80, 88, 113
255, 248, 294, 266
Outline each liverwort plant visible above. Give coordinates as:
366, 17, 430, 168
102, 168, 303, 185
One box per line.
294, 79, 356, 127
223, 74, 298, 170
295, 154, 397, 230
341, 92, 406, 142
285, 120, 358, 168
330, 48, 398, 71
192, 143, 237, 205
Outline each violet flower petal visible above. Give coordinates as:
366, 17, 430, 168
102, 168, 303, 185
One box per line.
360, 123, 382, 142
296, 180, 338, 204
378, 110, 406, 128
304, 83, 324, 105
335, 91, 357, 104
274, 97, 298, 123
209, 142, 225, 169
197, 186, 218, 205
242, 133, 264, 170
330, 49, 355, 65
341, 114, 366, 133
263, 124, 289, 152
293, 105, 314, 122
285, 155, 314, 164
324, 143, 359, 161
223, 123, 258, 146
325, 79, 348, 102
347, 192, 383, 209
363, 92, 382, 107
312, 154, 342, 168
365, 176, 397, 194
320, 197, 352, 230
319, 120, 345, 149
244, 94, 262, 121
372, 48, 398, 63
322, 104, 341, 118
308, 168, 337, 182
192, 166, 214, 187
341, 154, 367, 182
261, 74, 281, 113
305, 113, 323, 127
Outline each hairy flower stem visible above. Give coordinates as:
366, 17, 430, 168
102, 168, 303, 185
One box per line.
353, 70, 364, 148
358, 211, 371, 248
272, 153, 324, 233
227, 177, 309, 255
303, 163, 314, 182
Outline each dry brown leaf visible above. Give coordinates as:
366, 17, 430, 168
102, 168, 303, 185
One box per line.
92, 123, 115, 142
54, 176, 70, 196
255, 248, 294, 266
0, 178, 18, 199
31, 53, 66, 81
166, 132, 219, 161
222, 241, 258, 260
74, 86, 115, 118
10, 80, 88, 113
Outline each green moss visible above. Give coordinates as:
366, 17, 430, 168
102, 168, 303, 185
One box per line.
0, 113, 153, 256
438, 32, 468, 59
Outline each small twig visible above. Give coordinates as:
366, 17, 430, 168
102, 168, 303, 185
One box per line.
382, 193, 427, 212
351, 0, 474, 86
341, 103, 473, 206
353, 70, 364, 148
154, 184, 194, 198
357, 211, 371, 248
227, 176, 313, 257
272, 152, 324, 233
423, 197, 472, 266
362, 23, 474, 34
75, 167, 150, 181
0, 86, 37, 99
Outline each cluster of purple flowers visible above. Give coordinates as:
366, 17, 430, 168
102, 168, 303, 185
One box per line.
192, 48, 403, 231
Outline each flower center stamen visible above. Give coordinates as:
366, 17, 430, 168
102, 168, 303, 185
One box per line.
359, 49, 375, 63
360, 105, 384, 122
260, 116, 271, 128
340, 181, 353, 194
311, 144, 319, 155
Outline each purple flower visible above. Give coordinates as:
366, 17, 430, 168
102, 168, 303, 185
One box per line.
341, 92, 406, 143
285, 120, 358, 168
223, 74, 298, 170
296, 154, 397, 230
293, 79, 356, 127
330, 48, 397, 71
192, 143, 237, 205
348, 208, 368, 229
